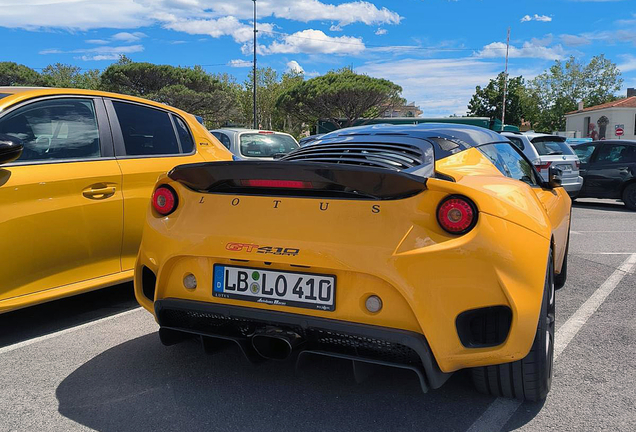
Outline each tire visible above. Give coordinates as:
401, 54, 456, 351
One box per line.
555, 233, 569, 290
472, 253, 555, 401
622, 183, 636, 211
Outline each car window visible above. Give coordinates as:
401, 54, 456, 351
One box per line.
530, 137, 575, 156
0, 93, 11, 100
212, 132, 231, 149
0, 98, 100, 162
573, 144, 597, 164
480, 143, 539, 186
173, 115, 194, 153
112, 101, 180, 156
239, 133, 299, 157
596, 144, 636, 163
507, 136, 525, 151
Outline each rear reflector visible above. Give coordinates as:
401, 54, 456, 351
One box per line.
437, 195, 477, 235
152, 186, 177, 216
240, 179, 313, 189
534, 161, 552, 170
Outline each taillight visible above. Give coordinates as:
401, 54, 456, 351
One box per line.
240, 179, 313, 189
575, 160, 580, 169
437, 195, 478, 235
152, 186, 177, 216
534, 161, 552, 170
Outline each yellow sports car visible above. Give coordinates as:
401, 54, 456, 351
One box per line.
135, 124, 571, 400
0, 87, 231, 313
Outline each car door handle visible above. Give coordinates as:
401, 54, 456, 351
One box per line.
83, 184, 116, 200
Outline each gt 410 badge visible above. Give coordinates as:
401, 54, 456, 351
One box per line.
226, 242, 300, 256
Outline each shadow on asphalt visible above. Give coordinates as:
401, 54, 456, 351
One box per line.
56, 335, 543, 432
572, 199, 630, 212
0, 282, 137, 348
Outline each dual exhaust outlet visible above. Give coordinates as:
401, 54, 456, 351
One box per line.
251, 327, 303, 361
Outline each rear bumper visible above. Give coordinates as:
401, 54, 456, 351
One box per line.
155, 298, 451, 390
561, 176, 583, 194
135, 210, 550, 374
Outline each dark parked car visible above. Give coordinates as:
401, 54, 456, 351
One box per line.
571, 140, 636, 210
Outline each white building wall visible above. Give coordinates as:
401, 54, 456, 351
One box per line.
565, 108, 636, 140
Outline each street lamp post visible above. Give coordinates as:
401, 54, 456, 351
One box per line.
253, 0, 258, 129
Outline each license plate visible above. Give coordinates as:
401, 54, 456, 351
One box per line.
556, 164, 572, 172
213, 265, 336, 311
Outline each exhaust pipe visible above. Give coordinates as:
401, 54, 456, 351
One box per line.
252, 327, 303, 360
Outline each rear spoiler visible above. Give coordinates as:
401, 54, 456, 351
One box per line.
168, 161, 427, 200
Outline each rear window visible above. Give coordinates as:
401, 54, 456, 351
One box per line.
239, 133, 299, 157
530, 137, 574, 156
0, 93, 10, 100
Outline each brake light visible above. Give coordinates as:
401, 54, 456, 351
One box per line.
240, 179, 313, 189
575, 160, 580, 169
152, 186, 177, 216
258, 131, 274, 134
437, 195, 478, 235
534, 161, 552, 170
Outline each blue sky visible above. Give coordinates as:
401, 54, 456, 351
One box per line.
2, 0, 636, 116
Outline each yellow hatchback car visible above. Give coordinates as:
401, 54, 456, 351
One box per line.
0, 87, 231, 314
135, 124, 571, 400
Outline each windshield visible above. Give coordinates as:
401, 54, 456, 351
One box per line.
531, 137, 575, 156
240, 133, 299, 157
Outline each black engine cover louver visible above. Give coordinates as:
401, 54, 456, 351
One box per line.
281, 142, 425, 170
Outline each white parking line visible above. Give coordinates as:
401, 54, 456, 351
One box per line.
466, 253, 636, 432
0, 307, 142, 355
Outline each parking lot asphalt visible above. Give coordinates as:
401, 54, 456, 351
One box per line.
1, 198, 635, 432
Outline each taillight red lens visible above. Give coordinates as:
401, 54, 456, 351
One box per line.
437, 196, 477, 235
575, 160, 580, 169
534, 161, 552, 170
152, 186, 177, 216
240, 179, 312, 189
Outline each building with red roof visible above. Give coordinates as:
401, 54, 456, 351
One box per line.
565, 89, 636, 140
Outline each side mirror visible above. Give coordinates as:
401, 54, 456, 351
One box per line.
546, 166, 563, 189
0, 134, 24, 165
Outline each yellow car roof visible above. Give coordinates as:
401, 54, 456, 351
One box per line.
0, 87, 194, 120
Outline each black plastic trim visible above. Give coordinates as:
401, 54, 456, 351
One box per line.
168, 160, 428, 200
154, 298, 451, 389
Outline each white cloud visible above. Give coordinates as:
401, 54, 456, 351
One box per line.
375, 28, 387, 35
86, 39, 109, 45
260, 29, 365, 55
476, 41, 565, 60
358, 58, 542, 117
358, 58, 504, 116
112, 31, 147, 43
286, 60, 304, 74
0, 0, 149, 30
164, 16, 275, 44
329, 24, 342, 32
618, 55, 636, 73
560, 34, 592, 46
0, 0, 400, 31
39, 44, 144, 61
229, 59, 252, 67
521, 14, 552, 23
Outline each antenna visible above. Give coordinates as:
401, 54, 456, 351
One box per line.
253, 0, 258, 129
501, 27, 510, 131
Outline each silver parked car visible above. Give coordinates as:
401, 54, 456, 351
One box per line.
501, 131, 583, 197
209, 128, 299, 160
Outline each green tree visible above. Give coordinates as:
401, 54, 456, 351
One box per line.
276, 68, 403, 130
101, 62, 241, 126
0, 62, 44, 86
526, 55, 623, 132
467, 73, 526, 127
40, 63, 101, 89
